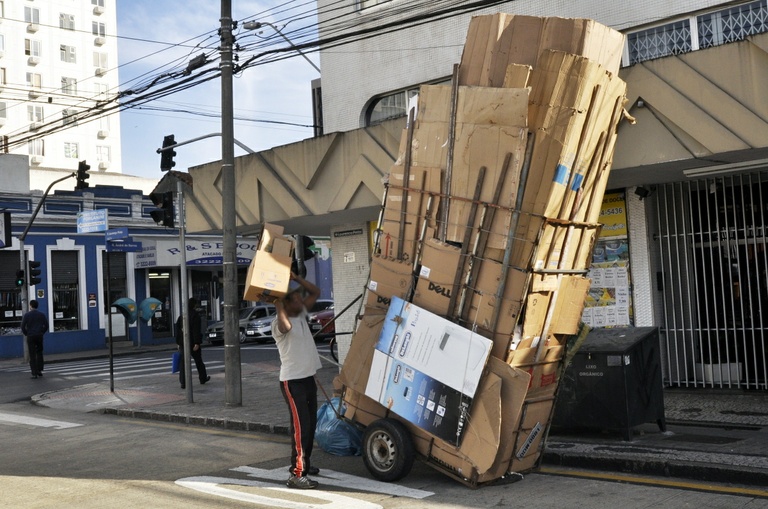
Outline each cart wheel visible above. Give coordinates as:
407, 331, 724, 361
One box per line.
362, 418, 415, 482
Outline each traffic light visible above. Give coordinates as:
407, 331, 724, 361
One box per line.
75, 160, 90, 190
15, 270, 24, 287
301, 235, 316, 261
160, 135, 177, 171
27, 260, 42, 286
149, 191, 175, 228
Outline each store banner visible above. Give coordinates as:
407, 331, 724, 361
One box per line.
134, 239, 258, 268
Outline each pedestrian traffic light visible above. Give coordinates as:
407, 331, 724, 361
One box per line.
15, 270, 24, 287
75, 160, 91, 190
27, 260, 42, 286
160, 135, 177, 171
149, 191, 175, 228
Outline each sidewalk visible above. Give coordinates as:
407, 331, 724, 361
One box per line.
14, 345, 768, 489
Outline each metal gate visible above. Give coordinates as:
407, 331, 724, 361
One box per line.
652, 172, 768, 390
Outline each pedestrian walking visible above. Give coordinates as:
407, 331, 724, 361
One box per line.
21, 300, 48, 379
273, 272, 323, 489
177, 297, 210, 389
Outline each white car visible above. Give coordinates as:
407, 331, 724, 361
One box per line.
206, 304, 276, 345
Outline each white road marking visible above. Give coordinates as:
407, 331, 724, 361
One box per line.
0, 412, 83, 429
232, 466, 434, 499
176, 476, 383, 509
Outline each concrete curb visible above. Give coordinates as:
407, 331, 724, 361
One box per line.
542, 449, 768, 487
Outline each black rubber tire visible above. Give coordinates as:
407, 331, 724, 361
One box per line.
362, 418, 415, 482
238, 329, 247, 344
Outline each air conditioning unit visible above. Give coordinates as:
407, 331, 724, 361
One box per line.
30, 155, 43, 165
97, 129, 109, 139
94, 37, 106, 46
95, 67, 107, 77
93, 6, 105, 15
27, 23, 40, 33
0, 118, 6, 127
28, 89, 41, 99
29, 122, 40, 131
0, 50, 5, 58
99, 161, 110, 170
27, 56, 40, 65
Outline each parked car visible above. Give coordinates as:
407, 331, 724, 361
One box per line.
206, 303, 275, 345
307, 299, 335, 340
244, 307, 277, 343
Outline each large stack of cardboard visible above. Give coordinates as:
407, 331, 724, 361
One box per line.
339, 14, 628, 486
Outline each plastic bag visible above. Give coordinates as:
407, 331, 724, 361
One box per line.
171, 351, 181, 373
315, 397, 363, 456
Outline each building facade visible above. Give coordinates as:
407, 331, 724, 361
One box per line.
0, 0, 122, 174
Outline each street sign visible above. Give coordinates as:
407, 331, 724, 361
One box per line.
107, 241, 142, 253
77, 209, 108, 233
105, 227, 129, 241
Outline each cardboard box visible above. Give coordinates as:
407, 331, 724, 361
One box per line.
366, 255, 414, 311
413, 238, 463, 317
459, 14, 624, 87
258, 223, 286, 252
243, 250, 291, 301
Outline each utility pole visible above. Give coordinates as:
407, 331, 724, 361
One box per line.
220, 0, 241, 406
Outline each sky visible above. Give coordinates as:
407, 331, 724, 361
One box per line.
115, 1, 320, 180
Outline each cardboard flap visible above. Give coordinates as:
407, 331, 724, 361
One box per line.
458, 371, 502, 473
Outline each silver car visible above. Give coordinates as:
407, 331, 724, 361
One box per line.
206, 304, 276, 345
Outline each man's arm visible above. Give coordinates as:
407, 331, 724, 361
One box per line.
294, 273, 321, 311
274, 299, 292, 335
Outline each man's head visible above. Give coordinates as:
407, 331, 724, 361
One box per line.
29, 300, 39, 309
188, 297, 197, 309
282, 284, 304, 316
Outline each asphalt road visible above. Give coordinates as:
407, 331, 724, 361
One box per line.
1, 349, 766, 508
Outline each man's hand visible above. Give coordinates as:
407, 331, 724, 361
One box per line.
193, 344, 199, 352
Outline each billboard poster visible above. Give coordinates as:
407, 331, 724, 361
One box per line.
365, 297, 492, 444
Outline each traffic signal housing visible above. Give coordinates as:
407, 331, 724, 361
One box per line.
149, 191, 175, 228
15, 270, 24, 287
27, 260, 42, 286
160, 135, 177, 171
75, 160, 90, 190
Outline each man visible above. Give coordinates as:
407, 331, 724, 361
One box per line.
178, 297, 210, 389
273, 272, 323, 490
21, 300, 48, 379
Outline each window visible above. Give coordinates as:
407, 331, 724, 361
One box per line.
27, 105, 43, 122
0, 34, 4, 52
98, 115, 110, 131
0, 102, 6, 120
25, 39, 41, 57
26, 72, 42, 89
24, 6, 40, 24
92, 0, 105, 6
60, 45, 76, 63
356, 0, 391, 10
698, 0, 768, 48
0, 68, 5, 85
64, 142, 79, 159
60, 13, 76, 30
62, 77, 77, 95
62, 109, 77, 126
96, 145, 110, 162
92, 22, 106, 37
28, 139, 44, 156
95, 83, 108, 99
51, 251, 80, 331
0, 251, 24, 334
0, 2, 4, 19
627, 20, 692, 64
365, 78, 450, 125
93, 52, 108, 68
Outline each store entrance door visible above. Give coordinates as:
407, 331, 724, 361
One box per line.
149, 271, 173, 338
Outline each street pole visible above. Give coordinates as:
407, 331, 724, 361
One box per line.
221, 0, 242, 406
179, 179, 193, 402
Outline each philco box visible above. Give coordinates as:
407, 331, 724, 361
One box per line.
243, 223, 294, 301
413, 238, 463, 317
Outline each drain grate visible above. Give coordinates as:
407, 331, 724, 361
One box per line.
663, 434, 742, 445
